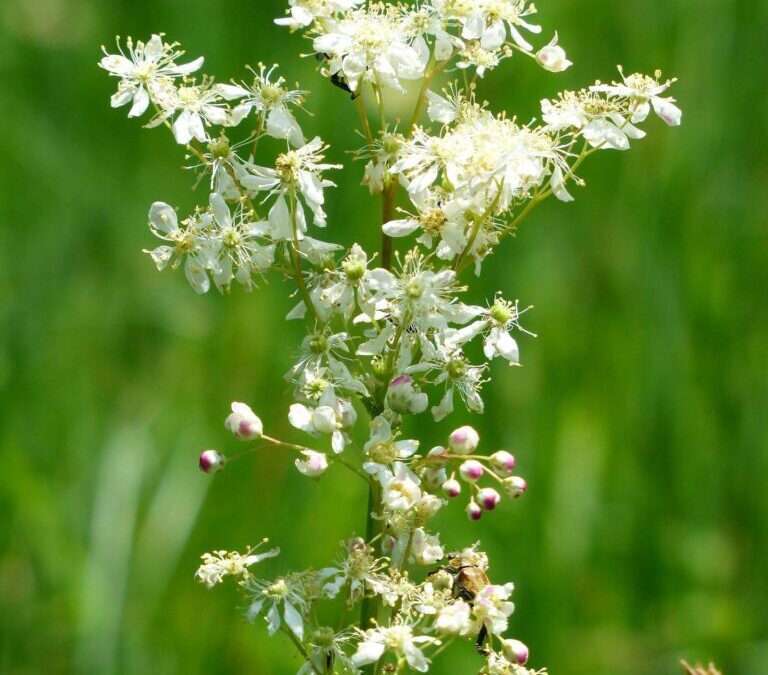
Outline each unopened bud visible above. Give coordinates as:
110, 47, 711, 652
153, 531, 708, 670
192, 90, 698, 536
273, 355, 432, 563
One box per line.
490, 450, 516, 473
501, 638, 529, 665
199, 449, 225, 474
312, 406, 338, 434
477, 487, 501, 511
535, 34, 572, 73
459, 459, 484, 482
503, 475, 527, 498
427, 445, 449, 465
225, 401, 263, 440
386, 374, 428, 415
466, 500, 483, 521
295, 450, 329, 478
442, 478, 462, 498
448, 426, 479, 454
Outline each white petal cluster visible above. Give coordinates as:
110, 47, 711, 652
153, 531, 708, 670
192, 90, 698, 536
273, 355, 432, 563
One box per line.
100, 34, 204, 118
312, 4, 430, 93
195, 544, 279, 588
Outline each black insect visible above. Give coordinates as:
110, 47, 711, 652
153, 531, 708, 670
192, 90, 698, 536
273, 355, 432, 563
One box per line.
315, 51, 359, 99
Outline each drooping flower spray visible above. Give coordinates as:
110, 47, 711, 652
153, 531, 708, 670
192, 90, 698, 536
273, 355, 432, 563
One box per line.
101, 3, 681, 672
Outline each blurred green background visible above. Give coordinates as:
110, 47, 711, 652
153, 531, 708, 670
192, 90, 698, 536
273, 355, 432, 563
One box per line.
1, 0, 766, 673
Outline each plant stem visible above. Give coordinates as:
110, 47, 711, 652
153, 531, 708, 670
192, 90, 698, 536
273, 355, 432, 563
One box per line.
281, 626, 321, 675
288, 193, 320, 323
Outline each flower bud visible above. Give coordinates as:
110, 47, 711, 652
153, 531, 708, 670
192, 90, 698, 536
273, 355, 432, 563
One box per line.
312, 406, 338, 434
199, 449, 225, 474
478, 487, 501, 511
225, 402, 263, 440
501, 638, 529, 665
337, 399, 357, 429
466, 500, 483, 521
503, 475, 527, 498
535, 34, 572, 73
442, 478, 462, 498
459, 459, 484, 482
427, 445, 449, 466
386, 374, 428, 415
490, 450, 516, 474
448, 426, 479, 454
295, 450, 329, 478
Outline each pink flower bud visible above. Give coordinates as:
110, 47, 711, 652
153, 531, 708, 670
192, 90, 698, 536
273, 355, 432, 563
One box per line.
466, 500, 483, 521
198, 449, 225, 474
225, 402, 263, 440
478, 487, 501, 511
491, 450, 516, 473
295, 450, 329, 478
459, 459, 484, 482
442, 478, 462, 498
503, 475, 527, 498
448, 425, 480, 454
501, 638, 529, 665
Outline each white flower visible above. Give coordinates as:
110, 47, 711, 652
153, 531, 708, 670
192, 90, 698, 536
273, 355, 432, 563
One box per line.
380, 463, 422, 511
313, 5, 429, 93
275, 0, 364, 31
195, 543, 279, 588
535, 33, 572, 72
147, 78, 229, 145
205, 193, 276, 291
591, 67, 682, 126
225, 401, 263, 439
429, 0, 541, 51
410, 340, 487, 421
99, 34, 203, 118
352, 621, 440, 672
472, 583, 516, 635
363, 416, 419, 476
435, 599, 475, 636
411, 528, 444, 566
247, 137, 341, 237
295, 450, 329, 477
246, 574, 308, 640
144, 202, 216, 294
320, 537, 388, 601
218, 63, 306, 146
289, 397, 352, 454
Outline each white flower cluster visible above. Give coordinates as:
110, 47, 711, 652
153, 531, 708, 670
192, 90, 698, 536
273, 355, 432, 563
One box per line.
103, 4, 681, 672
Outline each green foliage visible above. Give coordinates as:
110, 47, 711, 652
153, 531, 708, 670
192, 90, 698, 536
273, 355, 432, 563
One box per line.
0, 0, 766, 673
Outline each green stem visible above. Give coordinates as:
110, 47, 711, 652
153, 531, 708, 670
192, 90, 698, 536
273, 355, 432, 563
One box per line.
281, 626, 321, 675
288, 193, 320, 323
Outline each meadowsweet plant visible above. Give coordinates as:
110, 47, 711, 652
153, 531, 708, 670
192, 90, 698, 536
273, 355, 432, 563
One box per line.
101, 3, 681, 672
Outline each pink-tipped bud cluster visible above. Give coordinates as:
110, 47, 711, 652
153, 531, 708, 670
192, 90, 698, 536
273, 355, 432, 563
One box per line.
490, 450, 516, 474
466, 500, 483, 521
459, 459, 484, 482
199, 449, 225, 474
225, 401, 263, 440
448, 425, 480, 454
501, 638, 529, 665
442, 478, 462, 498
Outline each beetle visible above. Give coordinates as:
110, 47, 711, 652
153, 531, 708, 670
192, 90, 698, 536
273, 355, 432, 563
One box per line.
428, 550, 491, 653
